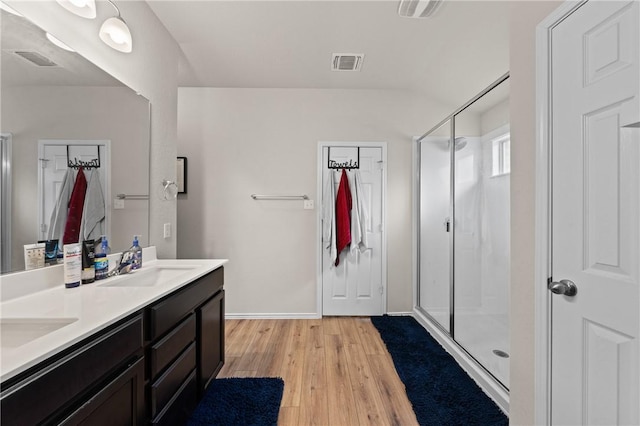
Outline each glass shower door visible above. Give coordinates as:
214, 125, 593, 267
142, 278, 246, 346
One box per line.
453, 79, 510, 387
418, 120, 451, 332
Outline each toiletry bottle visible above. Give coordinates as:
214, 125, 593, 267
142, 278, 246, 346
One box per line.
64, 243, 82, 288
81, 240, 95, 284
94, 237, 109, 280
24, 243, 45, 270
131, 235, 142, 270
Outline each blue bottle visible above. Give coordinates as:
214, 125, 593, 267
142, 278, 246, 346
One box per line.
131, 235, 142, 270
94, 237, 109, 280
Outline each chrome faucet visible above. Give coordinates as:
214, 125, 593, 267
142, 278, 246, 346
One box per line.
106, 252, 135, 278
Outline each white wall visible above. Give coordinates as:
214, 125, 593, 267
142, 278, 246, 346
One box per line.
177, 88, 450, 315
481, 98, 510, 136
509, 1, 562, 424
2, 86, 149, 271
6, 0, 181, 259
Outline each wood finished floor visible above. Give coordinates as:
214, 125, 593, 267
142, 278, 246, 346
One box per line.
218, 317, 419, 426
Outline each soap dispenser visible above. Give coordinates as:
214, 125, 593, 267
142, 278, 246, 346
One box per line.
131, 235, 142, 270
94, 236, 109, 280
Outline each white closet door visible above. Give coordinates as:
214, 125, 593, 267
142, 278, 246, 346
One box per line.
321, 145, 384, 316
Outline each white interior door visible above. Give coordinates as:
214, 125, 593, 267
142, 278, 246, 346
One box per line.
321, 145, 385, 316
551, 1, 639, 424
38, 141, 109, 241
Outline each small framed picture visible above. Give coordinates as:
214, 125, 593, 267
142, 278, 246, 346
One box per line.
177, 157, 187, 194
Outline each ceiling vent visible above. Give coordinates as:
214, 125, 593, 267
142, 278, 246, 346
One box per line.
332, 53, 364, 72
398, 0, 444, 18
11, 50, 58, 67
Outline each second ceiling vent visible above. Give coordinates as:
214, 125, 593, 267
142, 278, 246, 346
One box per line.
332, 53, 364, 72
10, 50, 58, 67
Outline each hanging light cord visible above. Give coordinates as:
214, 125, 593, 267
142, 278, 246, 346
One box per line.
105, 0, 124, 21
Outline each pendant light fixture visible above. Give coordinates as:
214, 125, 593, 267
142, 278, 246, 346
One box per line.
398, 0, 443, 18
0, 2, 23, 17
99, 0, 132, 53
55, 0, 96, 19
46, 33, 76, 52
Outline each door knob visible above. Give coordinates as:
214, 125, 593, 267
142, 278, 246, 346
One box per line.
548, 279, 578, 297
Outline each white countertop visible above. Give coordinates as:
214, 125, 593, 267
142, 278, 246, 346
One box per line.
0, 249, 227, 383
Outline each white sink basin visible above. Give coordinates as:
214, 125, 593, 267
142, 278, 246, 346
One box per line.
98, 265, 199, 288
0, 318, 79, 348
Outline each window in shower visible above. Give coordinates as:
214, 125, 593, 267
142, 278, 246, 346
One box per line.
416, 75, 510, 390
491, 133, 511, 176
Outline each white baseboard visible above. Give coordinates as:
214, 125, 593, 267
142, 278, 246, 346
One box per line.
384, 311, 413, 316
225, 312, 321, 320
412, 309, 510, 414
225, 311, 410, 320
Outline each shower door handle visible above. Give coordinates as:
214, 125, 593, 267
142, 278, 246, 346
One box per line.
548, 279, 578, 297
444, 217, 451, 232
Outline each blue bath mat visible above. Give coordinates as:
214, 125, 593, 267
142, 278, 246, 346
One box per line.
188, 377, 284, 426
371, 315, 508, 426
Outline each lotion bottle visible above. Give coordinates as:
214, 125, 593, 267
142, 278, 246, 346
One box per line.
64, 243, 82, 288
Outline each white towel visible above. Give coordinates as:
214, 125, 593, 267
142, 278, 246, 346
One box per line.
322, 170, 337, 265
79, 169, 105, 242
47, 168, 74, 242
349, 170, 369, 252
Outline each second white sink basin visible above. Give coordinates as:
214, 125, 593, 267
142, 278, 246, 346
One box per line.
98, 265, 199, 288
0, 318, 79, 349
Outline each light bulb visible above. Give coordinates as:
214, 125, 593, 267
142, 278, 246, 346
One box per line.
0, 2, 22, 16
46, 33, 75, 52
55, 0, 96, 19
108, 28, 127, 45
99, 16, 132, 53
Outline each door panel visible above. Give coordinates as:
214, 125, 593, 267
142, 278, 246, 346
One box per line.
322, 146, 383, 316
418, 121, 452, 332
551, 1, 639, 424
39, 143, 108, 241
453, 80, 511, 388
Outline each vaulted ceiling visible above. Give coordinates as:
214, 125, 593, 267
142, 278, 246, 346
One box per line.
148, 1, 510, 107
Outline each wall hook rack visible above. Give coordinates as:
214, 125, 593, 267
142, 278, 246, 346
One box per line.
67, 145, 100, 169
328, 146, 360, 170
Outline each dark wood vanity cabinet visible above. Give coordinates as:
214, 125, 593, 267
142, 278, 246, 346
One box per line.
197, 289, 225, 394
146, 266, 225, 424
0, 266, 225, 426
0, 315, 145, 426
60, 357, 145, 426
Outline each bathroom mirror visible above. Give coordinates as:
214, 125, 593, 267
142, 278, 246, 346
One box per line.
0, 10, 151, 273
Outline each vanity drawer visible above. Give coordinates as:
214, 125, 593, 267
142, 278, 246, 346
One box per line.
150, 370, 197, 426
149, 313, 196, 378
150, 342, 196, 418
147, 268, 223, 340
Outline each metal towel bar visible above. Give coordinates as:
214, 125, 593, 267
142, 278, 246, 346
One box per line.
251, 194, 308, 200
116, 194, 149, 200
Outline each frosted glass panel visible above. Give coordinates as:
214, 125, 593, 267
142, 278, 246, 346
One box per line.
418, 120, 451, 332
453, 79, 510, 388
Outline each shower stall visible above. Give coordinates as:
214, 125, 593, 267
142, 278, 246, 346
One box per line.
415, 74, 510, 408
